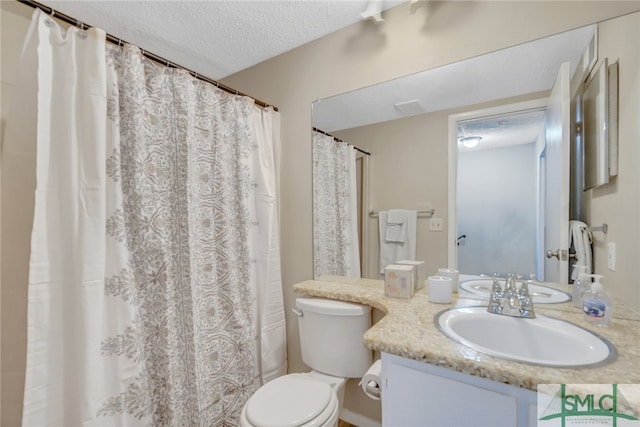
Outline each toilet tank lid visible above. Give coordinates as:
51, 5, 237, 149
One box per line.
296, 298, 371, 316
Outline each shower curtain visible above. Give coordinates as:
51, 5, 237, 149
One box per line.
14, 9, 285, 426
312, 131, 361, 278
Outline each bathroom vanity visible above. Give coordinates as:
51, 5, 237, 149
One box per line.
293, 276, 640, 426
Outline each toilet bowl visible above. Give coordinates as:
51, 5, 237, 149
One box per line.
240, 372, 345, 427
241, 298, 372, 427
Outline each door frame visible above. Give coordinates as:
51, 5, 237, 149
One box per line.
447, 98, 548, 271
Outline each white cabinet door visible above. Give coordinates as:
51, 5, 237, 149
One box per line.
382, 353, 537, 427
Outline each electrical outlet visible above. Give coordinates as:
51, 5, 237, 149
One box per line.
429, 217, 443, 232
608, 242, 616, 271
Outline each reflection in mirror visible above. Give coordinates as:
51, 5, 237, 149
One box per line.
313, 26, 595, 133
312, 11, 638, 308
312, 129, 366, 278
582, 58, 619, 190
312, 24, 595, 280
456, 109, 546, 278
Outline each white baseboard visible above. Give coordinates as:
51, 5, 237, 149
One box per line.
339, 408, 382, 427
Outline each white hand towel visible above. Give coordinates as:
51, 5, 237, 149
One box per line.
569, 220, 593, 280
379, 210, 417, 275
385, 209, 407, 242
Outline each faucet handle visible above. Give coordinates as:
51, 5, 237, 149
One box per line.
517, 280, 531, 297
487, 285, 503, 314
504, 274, 517, 297
519, 294, 536, 318
490, 277, 503, 296
486, 276, 504, 315
488, 295, 502, 313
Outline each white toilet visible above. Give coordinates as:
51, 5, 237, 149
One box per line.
240, 297, 372, 427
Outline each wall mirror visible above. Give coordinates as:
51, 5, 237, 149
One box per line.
311, 13, 631, 281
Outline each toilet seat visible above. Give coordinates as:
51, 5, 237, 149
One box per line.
242, 374, 339, 427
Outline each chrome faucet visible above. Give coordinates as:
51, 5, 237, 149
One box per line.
486, 274, 536, 318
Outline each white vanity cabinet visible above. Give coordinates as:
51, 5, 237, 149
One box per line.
381, 352, 538, 427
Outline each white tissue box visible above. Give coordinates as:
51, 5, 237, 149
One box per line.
384, 264, 415, 299
396, 260, 426, 290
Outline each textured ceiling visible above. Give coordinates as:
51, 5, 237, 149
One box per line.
457, 110, 546, 153
42, 0, 404, 79
31, 0, 593, 146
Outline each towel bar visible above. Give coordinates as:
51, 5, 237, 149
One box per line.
587, 223, 608, 234
369, 209, 435, 218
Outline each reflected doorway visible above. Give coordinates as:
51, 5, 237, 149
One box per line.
447, 97, 561, 279
456, 109, 546, 277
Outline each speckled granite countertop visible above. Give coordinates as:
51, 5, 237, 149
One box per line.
293, 276, 640, 391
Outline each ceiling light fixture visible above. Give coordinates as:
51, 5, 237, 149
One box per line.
460, 136, 482, 148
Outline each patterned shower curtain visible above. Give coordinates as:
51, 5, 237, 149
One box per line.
312, 131, 361, 278
17, 9, 285, 427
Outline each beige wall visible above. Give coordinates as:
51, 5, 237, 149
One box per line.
337, 112, 450, 281
1, 2, 35, 426
2, 1, 640, 426
222, 1, 640, 421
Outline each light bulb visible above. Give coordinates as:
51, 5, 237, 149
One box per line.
460, 136, 482, 148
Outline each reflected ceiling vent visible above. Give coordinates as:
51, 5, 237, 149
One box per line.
394, 99, 425, 116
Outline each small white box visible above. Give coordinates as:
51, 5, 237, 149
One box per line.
397, 260, 426, 290
384, 264, 415, 299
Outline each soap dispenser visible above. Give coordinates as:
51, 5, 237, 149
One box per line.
582, 274, 611, 326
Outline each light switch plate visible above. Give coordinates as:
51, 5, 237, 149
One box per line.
429, 218, 443, 232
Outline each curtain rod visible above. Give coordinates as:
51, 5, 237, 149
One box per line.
17, 0, 278, 112
312, 127, 371, 156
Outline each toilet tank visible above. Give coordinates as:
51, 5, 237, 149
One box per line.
296, 298, 372, 378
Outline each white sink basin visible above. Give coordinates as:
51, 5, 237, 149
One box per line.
436, 306, 615, 367
459, 278, 571, 304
